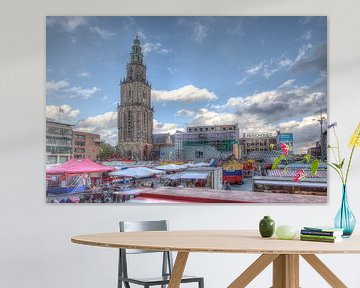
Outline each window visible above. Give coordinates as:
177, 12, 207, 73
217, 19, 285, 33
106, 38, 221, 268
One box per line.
75, 134, 85, 140
195, 151, 204, 158
75, 141, 85, 146
74, 148, 85, 153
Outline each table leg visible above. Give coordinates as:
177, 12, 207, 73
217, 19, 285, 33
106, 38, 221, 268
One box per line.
272, 254, 299, 288
168, 251, 189, 288
301, 254, 347, 288
228, 254, 279, 288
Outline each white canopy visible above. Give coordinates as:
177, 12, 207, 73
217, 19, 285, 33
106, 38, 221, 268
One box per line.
193, 162, 210, 167
109, 167, 164, 179
180, 171, 210, 180
164, 171, 210, 180
155, 164, 187, 171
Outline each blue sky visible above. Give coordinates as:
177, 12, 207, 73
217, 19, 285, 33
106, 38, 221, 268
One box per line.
46, 16, 327, 153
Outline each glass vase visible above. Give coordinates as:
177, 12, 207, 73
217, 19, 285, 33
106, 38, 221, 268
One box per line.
334, 185, 356, 237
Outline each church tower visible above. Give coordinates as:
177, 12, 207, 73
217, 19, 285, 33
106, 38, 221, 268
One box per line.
117, 36, 153, 160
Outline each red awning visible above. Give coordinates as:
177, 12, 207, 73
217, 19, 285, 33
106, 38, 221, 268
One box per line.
46, 159, 115, 175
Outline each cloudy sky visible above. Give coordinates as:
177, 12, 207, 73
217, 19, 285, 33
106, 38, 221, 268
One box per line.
46, 16, 327, 153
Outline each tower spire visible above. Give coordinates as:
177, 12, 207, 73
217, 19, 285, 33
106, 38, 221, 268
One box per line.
130, 35, 143, 64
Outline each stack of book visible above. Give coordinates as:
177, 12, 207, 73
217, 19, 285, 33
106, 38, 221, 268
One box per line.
300, 226, 344, 243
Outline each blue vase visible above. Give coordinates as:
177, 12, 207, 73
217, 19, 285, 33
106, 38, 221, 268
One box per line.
334, 185, 356, 237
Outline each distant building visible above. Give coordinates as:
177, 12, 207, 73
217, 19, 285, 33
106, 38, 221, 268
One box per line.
46, 119, 103, 164
72, 131, 103, 161
46, 119, 73, 164
307, 141, 322, 159
241, 131, 277, 156
175, 124, 239, 162
151, 133, 174, 160
307, 130, 327, 160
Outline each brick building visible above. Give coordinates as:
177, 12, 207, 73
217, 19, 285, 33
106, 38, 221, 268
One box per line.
46, 119, 103, 164
72, 131, 103, 160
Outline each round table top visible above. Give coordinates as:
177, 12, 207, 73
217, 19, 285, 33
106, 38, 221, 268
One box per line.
71, 230, 360, 254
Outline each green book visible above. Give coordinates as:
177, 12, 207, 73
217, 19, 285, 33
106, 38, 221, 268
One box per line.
300, 235, 342, 243
300, 234, 340, 240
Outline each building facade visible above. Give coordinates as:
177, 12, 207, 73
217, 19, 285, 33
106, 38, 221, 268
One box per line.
46, 119, 73, 164
175, 124, 239, 162
151, 133, 174, 160
240, 131, 277, 156
72, 131, 103, 160
46, 119, 103, 164
117, 37, 153, 160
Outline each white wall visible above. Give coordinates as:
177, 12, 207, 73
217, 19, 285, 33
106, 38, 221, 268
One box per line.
1, 0, 360, 287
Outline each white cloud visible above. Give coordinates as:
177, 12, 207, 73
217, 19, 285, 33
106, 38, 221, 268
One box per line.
46, 104, 80, 122
224, 79, 326, 123
236, 77, 247, 85
153, 119, 184, 134
228, 20, 245, 38
76, 111, 117, 145
46, 80, 69, 92
47, 17, 115, 40
152, 85, 217, 103
247, 58, 293, 79
242, 42, 324, 80
142, 42, 171, 55
90, 26, 115, 39
167, 67, 179, 74
176, 108, 240, 126
46, 79, 101, 100
278, 79, 296, 88
302, 30, 313, 41
47, 16, 88, 32
246, 62, 264, 75
79, 72, 90, 78
193, 23, 209, 43
67, 86, 101, 99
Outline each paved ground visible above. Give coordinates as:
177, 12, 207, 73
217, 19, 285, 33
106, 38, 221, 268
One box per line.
137, 186, 327, 203
231, 177, 253, 192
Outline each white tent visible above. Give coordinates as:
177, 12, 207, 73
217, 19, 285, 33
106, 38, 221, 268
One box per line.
193, 162, 210, 167
154, 164, 187, 171
180, 171, 210, 180
109, 167, 164, 179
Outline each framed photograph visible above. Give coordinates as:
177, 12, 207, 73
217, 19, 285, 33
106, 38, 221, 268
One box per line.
46, 16, 327, 204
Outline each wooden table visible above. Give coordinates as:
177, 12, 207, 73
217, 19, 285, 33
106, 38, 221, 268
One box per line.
71, 230, 360, 288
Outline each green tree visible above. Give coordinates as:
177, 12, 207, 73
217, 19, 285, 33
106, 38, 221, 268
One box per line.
98, 143, 117, 161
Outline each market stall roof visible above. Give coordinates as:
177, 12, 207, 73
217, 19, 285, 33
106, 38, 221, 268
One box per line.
164, 171, 210, 180
46, 159, 115, 175
268, 169, 327, 178
109, 167, 164, 179
155, 164, 187, 171
164, 172, 185, 180
193, 162, 210, 167
180, 171, 210, 180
